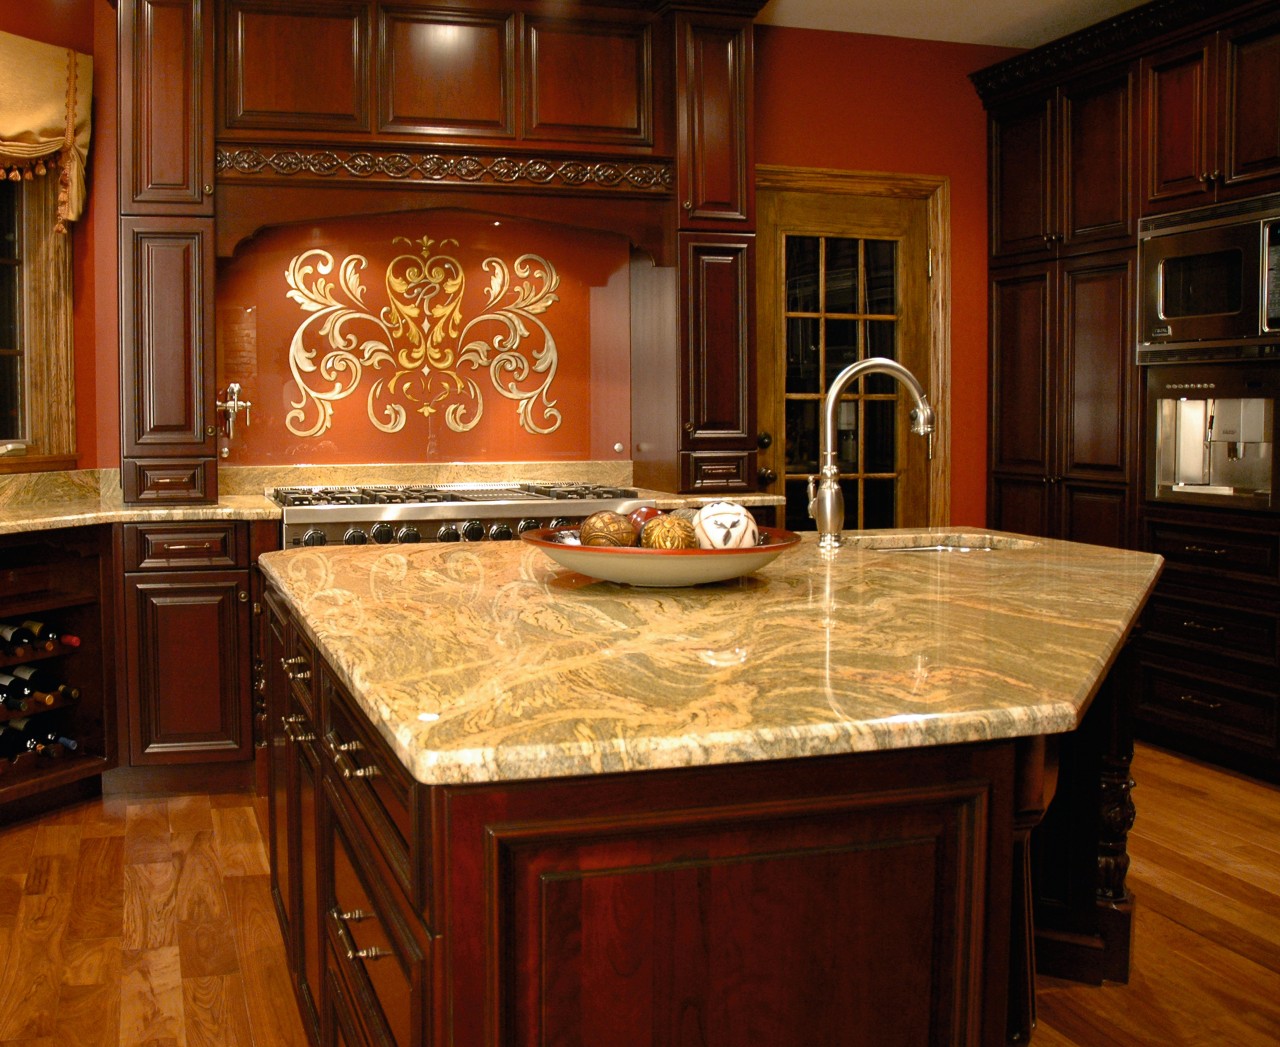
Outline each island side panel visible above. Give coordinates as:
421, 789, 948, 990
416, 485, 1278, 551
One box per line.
436, 743, 1016, 1047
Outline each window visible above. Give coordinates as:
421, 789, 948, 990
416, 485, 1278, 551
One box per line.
0, 173, 76, 472
0, 180, 20, 447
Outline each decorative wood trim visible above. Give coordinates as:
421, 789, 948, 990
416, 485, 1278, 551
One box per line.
215, 144, 673, 193
969, 0, 1261, 104
754, 165, 953, 528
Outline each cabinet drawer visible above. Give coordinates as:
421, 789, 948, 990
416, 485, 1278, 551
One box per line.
122, 459, 216, 503
322, 671, 419, 904
123, 522, 245, 570
1142, 589, 1279, 669
325, 780, 425, 1047
1144, 519, 1280, 587
679, 450, 754, 492
1136, 657, 1277, 751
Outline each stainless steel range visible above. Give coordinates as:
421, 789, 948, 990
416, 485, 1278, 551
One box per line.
271, 482, 655, 547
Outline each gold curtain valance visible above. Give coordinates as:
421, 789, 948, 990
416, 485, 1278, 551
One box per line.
0, 29, 94, 232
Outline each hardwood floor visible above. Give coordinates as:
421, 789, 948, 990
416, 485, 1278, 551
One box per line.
1035, 743, 1280, 1046
0, 789, 308, 1047
0, 741, 1276, 1045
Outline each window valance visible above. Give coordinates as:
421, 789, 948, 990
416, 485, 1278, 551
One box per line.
0, 30, 93, 232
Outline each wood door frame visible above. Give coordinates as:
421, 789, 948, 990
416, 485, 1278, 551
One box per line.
756, 165, 952, 526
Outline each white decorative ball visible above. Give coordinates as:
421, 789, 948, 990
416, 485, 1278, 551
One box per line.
693, 502, 759, 549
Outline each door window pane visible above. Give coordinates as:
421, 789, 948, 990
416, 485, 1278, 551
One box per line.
786, 316, 820, 393
825, 318, 859, 380
784, 399, 820, 474
786, 236, 820, 313
865, 240, 897, 314
824, 237, 859, 314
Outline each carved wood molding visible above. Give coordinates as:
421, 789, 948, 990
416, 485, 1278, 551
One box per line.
215, 145, 674, 194
969, 0, 1261, 103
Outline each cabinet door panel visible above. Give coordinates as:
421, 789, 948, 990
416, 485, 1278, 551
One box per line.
680, 234, 753, 448
677, 17, 751, 225
990, 99, 1053, 257
525, 18, 650, 145
1060, 252, 1134, 480
1221, 14, 1280, 192
222, 0, 370, 133
119, 0, 213, 212
989, 474, 1052, 539
990, 265, 1053, 474
119, 217, 216, 458
1059, 483, 1130, 549
124, 570, 251, 763
1061, 71, 1133, 248
379, 8, 514, 137
1140, 40, 1215, 213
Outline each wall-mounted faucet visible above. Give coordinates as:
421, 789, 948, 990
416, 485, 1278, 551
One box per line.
217, 382, 253, 442
807, 357, 934, 550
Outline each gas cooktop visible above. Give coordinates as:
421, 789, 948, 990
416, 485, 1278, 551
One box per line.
271, 482, 655, 546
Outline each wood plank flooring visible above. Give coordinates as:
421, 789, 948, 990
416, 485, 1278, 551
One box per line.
0, 790, 308, 1047
1036, 743, 1280, 1046
0, 741, 1276, 1045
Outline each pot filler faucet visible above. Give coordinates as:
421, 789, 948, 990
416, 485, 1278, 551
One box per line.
807, 357, 935, 550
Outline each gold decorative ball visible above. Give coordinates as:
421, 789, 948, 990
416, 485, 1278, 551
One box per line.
640, 514, 697, 549
579, 511, 637, 547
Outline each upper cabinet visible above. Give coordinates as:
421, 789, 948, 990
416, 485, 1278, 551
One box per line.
674, 13, 753, 227
1140, 7, 1280, 213
989, 65, 1135, 261
119, 0, 215, 214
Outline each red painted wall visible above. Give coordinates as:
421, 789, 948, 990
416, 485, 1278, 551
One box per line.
755, 27, 1019, 526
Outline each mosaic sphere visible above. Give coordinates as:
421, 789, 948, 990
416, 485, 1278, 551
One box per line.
579, 510, 637, 547
668, 507, 700, 523
693, 502, 759, 549
640, 514, 698, 549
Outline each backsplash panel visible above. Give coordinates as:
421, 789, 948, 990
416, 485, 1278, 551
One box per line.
216, 208, 632, 466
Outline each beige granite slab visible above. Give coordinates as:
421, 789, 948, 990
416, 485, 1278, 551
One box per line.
258, 529, 1163, 786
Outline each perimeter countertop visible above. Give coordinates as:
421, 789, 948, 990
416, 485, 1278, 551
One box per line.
259, 529, 1163, 786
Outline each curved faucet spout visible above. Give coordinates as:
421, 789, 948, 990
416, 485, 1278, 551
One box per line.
807, 357, 934, 550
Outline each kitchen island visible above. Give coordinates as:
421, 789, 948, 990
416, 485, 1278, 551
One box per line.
258, 529, 1161, 1047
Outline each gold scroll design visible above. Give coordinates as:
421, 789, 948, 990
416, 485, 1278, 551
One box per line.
283, 236, 562, 439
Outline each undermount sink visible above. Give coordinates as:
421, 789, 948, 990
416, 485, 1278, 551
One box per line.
841, 532, 1041, 553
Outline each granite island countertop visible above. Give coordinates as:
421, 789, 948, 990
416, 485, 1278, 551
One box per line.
259, 528, 1163, 786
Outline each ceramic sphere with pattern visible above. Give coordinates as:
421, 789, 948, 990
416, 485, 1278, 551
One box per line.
693, 502, 759, 549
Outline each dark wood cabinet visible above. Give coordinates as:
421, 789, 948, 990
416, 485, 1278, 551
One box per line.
119, 522, 251, 764
988, 250, 1136, 547
1140, 9, 1280, 213
118, 0, 214, 213
0, 528, 115, 814
989, 66, 1134, 261
1134, 508, 1280, 781
118, 0, 218, 504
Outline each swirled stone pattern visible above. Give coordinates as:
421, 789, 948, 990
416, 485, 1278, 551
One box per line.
259, 530, 1163, 786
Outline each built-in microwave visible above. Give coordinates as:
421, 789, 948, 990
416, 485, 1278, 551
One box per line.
1137, 192, 1280, 364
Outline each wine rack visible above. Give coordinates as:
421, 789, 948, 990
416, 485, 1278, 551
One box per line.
0, 527, 114, 807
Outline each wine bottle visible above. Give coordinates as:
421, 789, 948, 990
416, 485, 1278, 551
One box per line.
0, 724, 27, 760
0, 623, 37, 659
9, 664, 80, 700
0, 672, 37, 714
19, 619, 81, 650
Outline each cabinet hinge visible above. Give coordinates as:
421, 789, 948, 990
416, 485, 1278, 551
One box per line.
927, 248, 933, 280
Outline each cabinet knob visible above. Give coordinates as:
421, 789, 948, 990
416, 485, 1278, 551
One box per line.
758, 468, 778, 487
238, 590, 248, 603
757, 431, 773, 449
203, 184, 213, 196
683, 422, 694, 433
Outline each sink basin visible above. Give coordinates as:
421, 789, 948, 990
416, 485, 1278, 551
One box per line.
841, 532, 1040, 553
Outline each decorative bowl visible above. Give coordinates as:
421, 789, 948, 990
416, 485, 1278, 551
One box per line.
521, 526, 802, 587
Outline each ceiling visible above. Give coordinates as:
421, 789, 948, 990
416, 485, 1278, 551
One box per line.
756, 0, 1152, 50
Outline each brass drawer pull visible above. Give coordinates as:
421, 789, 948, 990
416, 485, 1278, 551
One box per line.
1181, 544, 1227, 556
164, 542, 215, 552
1177, 693, 1223, 712
331, 907, 391, 962
1180, 619, 1225, 634
281, 655, 311, 681
336, 751, 381, 779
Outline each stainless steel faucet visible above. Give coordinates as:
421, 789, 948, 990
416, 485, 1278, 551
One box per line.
807, 357, 934, 549
216, 382, 253, 441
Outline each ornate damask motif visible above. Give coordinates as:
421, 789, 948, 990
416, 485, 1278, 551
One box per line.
216, 145, 673, 193
283, 236, 563, 440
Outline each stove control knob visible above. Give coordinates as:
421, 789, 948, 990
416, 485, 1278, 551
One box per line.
488, 522, 514, 542
549, 517, 572, 529
516, 517, 541, 536
370, 523, 396, 544
436, 524, 461, 543
396, 526, 422, 544
301, 529, 328, 547
343, 527, 369, 546
461, 519, 486, 542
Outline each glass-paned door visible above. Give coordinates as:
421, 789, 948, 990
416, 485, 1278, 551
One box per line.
759, 188, 933, 533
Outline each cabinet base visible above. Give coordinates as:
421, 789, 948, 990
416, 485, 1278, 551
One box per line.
103, 759, 256, 795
